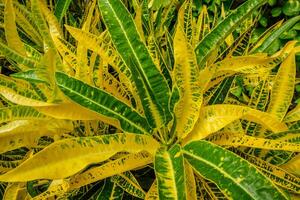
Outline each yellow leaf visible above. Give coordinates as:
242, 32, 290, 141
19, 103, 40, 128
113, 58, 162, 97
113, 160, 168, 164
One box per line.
281, 154, 300, 176
207, 132, 300, 152
35, 101, 120, 128
185, 105, 287, 142
174, 7, 202, 139
4, 0, 26, 56
0, 133, 159, 181
185, 161, 197, 200
215, 41, 296, 74
68, 151, 153, 190
285, 103, 300, 123
268, 50, 296, 121
145, 180, 158, 200
0, 119, 73, 154
3, 183, 26, 200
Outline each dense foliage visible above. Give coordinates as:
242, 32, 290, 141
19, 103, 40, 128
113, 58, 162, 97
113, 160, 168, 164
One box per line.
0, 0, 299, 199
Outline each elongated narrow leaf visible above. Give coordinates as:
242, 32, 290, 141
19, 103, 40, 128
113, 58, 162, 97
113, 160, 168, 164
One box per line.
55, 72, 150, 134
184, 162, 197, 200
215, 41, 295, 74
68, 151, 152, 189
267, 50, 296, 121
4, 0, 25, 56
155, 144, 186, 200
0, 75, 53, 106
54, 0, 72, 23
13, 2, 43, 46
0, 133, 160, 182
0, 119, 72, 154
233, 150, 300, 193
31, 0, 55, 50
0, 106, 47, 123
112, 172, 145, 199
253, 15, 300, 53
0, 42, 40, 70
186, 105, 287, 141
98, 0, 172, 128
173, 7, 202, 139
183, 140, 288, 200
36, 102, 119, 128
195, 0, 266, 68
207, 132, 300, 152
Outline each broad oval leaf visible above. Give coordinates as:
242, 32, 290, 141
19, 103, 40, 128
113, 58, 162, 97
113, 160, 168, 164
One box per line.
55, 72, 151, 134
183, 140, 288, 200
98, 0, 172, 128
155, 144, 186, 200
0, 133, 160, 182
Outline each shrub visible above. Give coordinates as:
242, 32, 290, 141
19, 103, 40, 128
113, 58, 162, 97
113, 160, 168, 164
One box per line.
0, 0, 299, 199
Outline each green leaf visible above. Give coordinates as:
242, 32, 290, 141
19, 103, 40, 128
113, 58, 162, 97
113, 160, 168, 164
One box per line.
195, 0, 267, 68
183, 140, 288, 200
282, 0, 300, 16
98, 0, 172, 128
0, 106, 47, 124
54, 0, 73, 23
271, 7, 282, 17
155, 144, 186, 200
253, 15, 300, 53
97, 179, 124, 200
55, 72, 151, 134
111, 172, 146, 199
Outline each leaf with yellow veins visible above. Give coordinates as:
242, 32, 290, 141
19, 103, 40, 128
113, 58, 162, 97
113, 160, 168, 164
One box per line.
0, 75, 55, 107
174, 5, 202, 139
36, 101, 120, 128
284, 104, 300, 123
4, 0, 26, 56
186, 105, 287, 142
155, 145, 186, 200
184, 161, 197, 200
112, 171, 146, 199
68, 151, 153, 190
0, 133, 159, 182
3, 183, 26, 200
215, 41, 296, 74
207, 132, 300, 152
0, 119, 73, 154
281, 154, 300, 176
268, 50, 296, 121
145, 180, 158, 200
233, 150, 300, 194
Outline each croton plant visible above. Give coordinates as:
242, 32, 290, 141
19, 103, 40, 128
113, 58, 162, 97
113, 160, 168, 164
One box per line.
0, 0, 299, 199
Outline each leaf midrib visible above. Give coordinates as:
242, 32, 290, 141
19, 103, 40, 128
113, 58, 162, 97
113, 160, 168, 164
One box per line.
57, 82, 148, 134
183, 150, 257, 199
